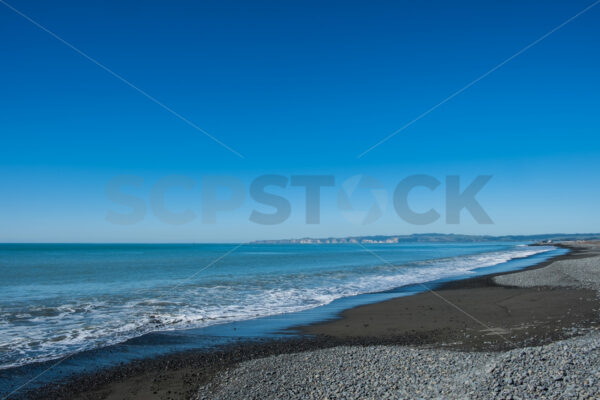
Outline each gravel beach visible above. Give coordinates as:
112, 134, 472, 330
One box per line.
196, 331, 600, 400
196, 242, 600, 400
495, 242, 600, 290
25, 242, 600, 399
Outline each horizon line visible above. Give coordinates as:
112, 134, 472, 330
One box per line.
1, 232, 599, 245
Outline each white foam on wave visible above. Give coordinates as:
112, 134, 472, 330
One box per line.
0, 245, 554, 369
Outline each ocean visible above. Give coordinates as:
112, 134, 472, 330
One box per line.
0, 242, 559, 374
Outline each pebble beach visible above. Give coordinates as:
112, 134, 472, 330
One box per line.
196, 331, 600, 400
24, 242, 600, 399
196, 242, 600, 400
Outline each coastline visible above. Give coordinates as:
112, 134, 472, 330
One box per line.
18, 242, 600, 399
300, 242, 600, 351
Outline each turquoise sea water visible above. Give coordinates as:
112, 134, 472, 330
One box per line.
0, 242, 558, 373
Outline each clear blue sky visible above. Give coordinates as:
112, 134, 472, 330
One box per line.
1, 0, 599, 242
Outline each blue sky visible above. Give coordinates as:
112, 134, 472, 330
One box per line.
1, 0, 599, 242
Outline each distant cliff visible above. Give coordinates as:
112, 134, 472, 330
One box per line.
252, 233, 600, 244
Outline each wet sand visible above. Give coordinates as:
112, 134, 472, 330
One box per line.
301, 243, 600, 350
301, 285, 600, 351
23, 242, 600, 399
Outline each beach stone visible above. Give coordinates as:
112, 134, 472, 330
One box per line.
195, 328, 600, 400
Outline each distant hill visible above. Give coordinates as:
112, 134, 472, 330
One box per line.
252, 233, 600, 244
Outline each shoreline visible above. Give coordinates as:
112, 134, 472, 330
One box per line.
19, 242, 600, 399
300, 242, 600, 351
196, 241, 600, 399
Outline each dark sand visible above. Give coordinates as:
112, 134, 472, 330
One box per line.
302, 285, 600, 351
301, 243, 600, 350
23, 243, 600, 399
